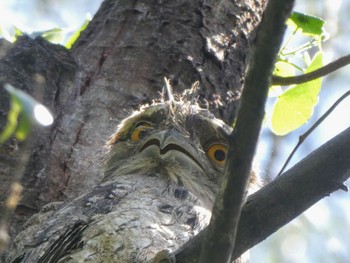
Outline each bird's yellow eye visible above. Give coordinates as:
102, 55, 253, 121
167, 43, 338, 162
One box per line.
207, 144, 228, 166
131, 123, 152, 142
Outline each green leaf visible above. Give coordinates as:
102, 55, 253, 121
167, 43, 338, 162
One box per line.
14, 26, 24, 38
0, 84, 53, 144
0, 95, 22, 144
274, 61, 295, 77
269, 61, 296, 97
270, 52, 323, 135
65, 19, 90, 49
288, 12, 325, 36
41, 28, 64, 43
28, 28, 64, 43
15, 115, 31, 141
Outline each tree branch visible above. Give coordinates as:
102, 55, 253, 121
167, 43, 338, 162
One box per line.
175, 125, 350, 263
277, 90, 350, 176
198, 1, 295, 262
272, 54, 350, 86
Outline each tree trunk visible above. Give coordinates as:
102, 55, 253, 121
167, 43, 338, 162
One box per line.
0, 0, 266, 258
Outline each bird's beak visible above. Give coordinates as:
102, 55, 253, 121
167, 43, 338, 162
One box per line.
138, 129, 205, 171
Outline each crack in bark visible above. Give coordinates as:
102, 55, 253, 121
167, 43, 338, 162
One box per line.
62, 121, 85, 188
80, 0, 139, 96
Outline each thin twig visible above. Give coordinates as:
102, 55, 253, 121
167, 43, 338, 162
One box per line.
272, 54, 350, 86
277, 90, 350, 177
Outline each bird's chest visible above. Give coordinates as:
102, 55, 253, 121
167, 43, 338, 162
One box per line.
60, 173, 212, 262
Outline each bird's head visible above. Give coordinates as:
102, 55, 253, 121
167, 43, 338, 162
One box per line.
104, 92, 258, 207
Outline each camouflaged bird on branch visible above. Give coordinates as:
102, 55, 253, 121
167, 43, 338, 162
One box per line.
7, 84, 258, 263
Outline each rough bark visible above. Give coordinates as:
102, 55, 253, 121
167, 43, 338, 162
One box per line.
0, 0, 265, 242
0, 37, 77, 234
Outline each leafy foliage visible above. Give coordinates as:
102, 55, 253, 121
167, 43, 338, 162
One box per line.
0, 18, 90, 49
269, 11, 327, 135
288, 12, 326, 36
271, 52, 323, 135
29, 28, 64, 44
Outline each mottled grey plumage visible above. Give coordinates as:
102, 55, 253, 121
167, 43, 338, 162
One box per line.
7, 93, 256, 263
